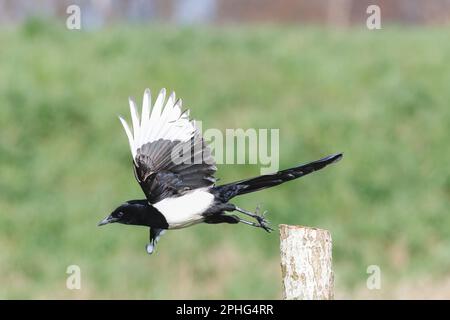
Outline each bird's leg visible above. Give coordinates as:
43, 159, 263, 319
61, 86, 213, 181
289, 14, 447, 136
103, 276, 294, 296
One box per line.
146, 228, 166, 255
234, 205, 273, 233
234, 204, 269, 223
237, 216, 273, 233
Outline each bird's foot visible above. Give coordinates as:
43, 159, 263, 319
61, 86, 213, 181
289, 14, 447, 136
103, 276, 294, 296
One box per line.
146, 243, 155, 254
146, 228, 166, 255
254, 205, 273, 233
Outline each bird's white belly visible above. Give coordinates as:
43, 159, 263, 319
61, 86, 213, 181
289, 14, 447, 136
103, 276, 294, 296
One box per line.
153, 189, 214, 229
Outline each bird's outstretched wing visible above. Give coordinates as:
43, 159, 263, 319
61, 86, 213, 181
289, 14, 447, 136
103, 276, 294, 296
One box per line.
119, 89, 216, 204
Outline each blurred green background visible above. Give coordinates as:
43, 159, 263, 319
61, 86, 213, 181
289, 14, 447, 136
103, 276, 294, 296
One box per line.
0, 19, 449, 299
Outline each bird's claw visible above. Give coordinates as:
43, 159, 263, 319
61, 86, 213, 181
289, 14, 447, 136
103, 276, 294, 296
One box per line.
254, 205, 273, 233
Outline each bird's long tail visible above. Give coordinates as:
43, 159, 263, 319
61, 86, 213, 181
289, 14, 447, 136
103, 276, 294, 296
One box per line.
213, 153, 343, 202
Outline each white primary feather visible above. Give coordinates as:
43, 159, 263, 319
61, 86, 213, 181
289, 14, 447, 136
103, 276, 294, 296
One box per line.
129, 97, 140, 151
119, 88, 197, 161
140, 89, 151, 147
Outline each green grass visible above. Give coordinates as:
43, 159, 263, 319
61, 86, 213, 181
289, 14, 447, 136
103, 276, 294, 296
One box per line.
0, 20, 449, 298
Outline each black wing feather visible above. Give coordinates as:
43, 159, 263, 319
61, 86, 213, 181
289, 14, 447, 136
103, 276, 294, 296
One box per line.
134, 134, 216, 203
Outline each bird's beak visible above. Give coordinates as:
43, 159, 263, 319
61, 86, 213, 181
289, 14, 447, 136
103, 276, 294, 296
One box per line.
97, 216, 118, 226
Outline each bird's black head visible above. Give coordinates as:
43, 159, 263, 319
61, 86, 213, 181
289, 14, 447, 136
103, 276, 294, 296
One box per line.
98, 201, 145, 226
98, 200, 168, 229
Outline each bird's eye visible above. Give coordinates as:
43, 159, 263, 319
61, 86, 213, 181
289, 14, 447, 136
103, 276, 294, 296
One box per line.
117, 211, 124, 218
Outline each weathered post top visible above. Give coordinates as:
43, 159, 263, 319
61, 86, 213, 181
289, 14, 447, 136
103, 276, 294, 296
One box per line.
279, 224, 334, 300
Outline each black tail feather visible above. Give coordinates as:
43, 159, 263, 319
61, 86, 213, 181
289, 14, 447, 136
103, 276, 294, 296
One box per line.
213, 153, 343, 202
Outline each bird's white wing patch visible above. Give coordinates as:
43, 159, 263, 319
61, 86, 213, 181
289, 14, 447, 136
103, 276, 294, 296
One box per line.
119, 88, 196, 162
153, 189, 214, 229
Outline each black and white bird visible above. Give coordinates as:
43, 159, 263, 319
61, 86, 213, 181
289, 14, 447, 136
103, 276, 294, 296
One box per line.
98, 88, 342, 254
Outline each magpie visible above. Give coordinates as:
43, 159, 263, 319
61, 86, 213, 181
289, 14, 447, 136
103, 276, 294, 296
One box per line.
98, 88, 343, 254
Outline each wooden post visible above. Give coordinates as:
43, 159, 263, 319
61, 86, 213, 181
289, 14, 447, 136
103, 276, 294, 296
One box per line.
279, 224, 334, 300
